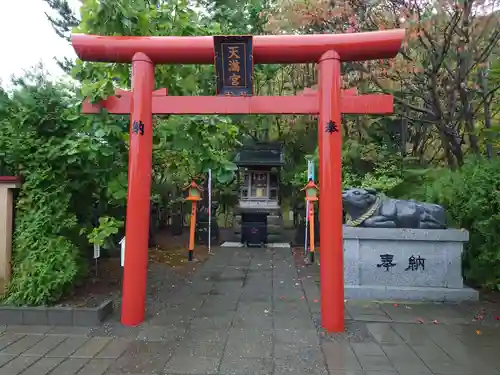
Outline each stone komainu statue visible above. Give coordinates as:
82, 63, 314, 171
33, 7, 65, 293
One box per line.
342, 188, 447, 229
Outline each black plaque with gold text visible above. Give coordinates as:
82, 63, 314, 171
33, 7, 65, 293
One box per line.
213, 36, 254, 96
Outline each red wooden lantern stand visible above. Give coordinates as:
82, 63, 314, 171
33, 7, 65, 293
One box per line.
72, 30, 404, 332
184, 181, 203, 262
302, 179, 319, 264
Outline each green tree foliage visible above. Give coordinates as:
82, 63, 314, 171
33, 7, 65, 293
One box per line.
196, 0, 271, 34
153, 116, 240, 186
418, 157, 500, 289
71, 0, 242, 184
263, 0, 500, 288
0, 72, 129, 304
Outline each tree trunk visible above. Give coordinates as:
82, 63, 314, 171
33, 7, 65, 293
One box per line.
456, 0, 479, 154
478, 66, 493, 159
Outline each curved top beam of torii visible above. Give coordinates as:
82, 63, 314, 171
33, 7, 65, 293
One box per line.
71, 29, 405, 65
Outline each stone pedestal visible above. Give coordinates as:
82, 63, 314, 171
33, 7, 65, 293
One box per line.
266, 214, 284, 243
343, 227, 478, 301
0, 177, 21, 294
232, 201, 285, 244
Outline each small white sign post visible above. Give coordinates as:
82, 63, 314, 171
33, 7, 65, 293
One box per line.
120, 237, 125, 267
304, 159, 314, 256
93, 243, 101, 259
93, 243, 100, 275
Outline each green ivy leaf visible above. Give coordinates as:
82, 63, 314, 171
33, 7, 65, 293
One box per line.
95, 129, 106, 138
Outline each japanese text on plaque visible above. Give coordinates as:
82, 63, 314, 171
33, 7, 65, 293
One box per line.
223, 44, 244, 89
213, 36, 253, 96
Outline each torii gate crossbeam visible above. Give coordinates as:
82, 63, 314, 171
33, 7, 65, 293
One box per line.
72, 30, 405, 333
81, 91, 394, 115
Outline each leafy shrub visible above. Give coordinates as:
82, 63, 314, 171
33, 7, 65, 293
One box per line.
6, 186, 80, 305
84, 216, 124, 250
0, 73, 128, 305
419, 156, 500, 289
342, 141, 405, 193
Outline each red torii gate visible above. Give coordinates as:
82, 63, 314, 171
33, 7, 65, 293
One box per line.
71, 30, 404, 332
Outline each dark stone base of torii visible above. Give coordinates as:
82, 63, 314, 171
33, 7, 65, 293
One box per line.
71, 30, 405, 332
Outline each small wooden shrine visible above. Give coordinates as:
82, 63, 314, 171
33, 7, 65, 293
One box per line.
232, 141, 285, 246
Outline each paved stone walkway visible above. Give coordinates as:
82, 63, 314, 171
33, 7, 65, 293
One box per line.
1, 246, 500, 374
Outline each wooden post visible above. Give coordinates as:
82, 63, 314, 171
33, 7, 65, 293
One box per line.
0, 177, 21, 294
302, 179, 319, 266
189, 202, 197, 261
309, 203, 315, 263
185, 181, 202, 261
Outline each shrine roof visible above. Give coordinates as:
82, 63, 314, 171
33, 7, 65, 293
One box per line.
234, 142, 284, 167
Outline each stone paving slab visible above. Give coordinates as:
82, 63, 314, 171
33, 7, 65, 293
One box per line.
0, 355, 39, 374
21, 335, 67, 356
0, 247, 499, 374
70, 337, 112, 358
18, 357, 65, 375
48, 358, 89, 375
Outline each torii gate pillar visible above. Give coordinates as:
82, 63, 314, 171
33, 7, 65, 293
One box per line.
318, 51, 343, 331
121, 53, 155, 326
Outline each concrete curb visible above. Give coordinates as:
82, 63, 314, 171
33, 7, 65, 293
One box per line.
0, 299, 113, 326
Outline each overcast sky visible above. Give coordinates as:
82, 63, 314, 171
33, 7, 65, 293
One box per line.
0, 0, 80, 87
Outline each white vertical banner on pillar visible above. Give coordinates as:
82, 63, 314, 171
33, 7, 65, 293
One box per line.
120, 237, 125, 267
93, 243, 100, 259
307, 159, 315, 181
208, 169, 212, 254
304, 159, 314, 255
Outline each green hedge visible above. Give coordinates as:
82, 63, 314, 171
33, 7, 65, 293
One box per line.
419, 157, 500, 289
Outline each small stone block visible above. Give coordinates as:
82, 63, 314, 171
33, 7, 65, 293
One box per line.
73, 308, 100, 326
22, 307, 48, 325
96, 300, 113, 322
48, 307, 73, 326
0, 306, 23, 325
